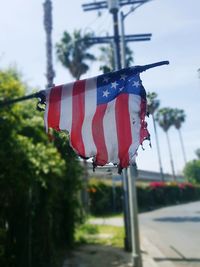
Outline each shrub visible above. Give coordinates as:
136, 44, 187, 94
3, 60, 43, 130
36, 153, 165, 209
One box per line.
88, 180, 123, 215
88, 179, 200, 215
184, 159, 200, 184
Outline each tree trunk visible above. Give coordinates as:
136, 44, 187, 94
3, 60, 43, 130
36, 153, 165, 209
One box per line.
166, 131, 176, 181
178, 128, 187, 165
152, 114, 164, 181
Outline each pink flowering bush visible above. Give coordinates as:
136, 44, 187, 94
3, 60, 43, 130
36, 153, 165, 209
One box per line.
87, 179, 200, 215
149, 181, 167, 188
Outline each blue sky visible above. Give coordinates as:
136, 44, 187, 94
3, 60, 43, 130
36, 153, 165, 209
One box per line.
0, 0, 200, 175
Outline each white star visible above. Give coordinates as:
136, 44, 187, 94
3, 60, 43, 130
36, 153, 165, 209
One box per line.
133, 81, 140, 88
120, 74, 127, 81
103, 76, 110, 83
103, 90, 110, 98
119, 86, 124, 92
111, 81, 118, 89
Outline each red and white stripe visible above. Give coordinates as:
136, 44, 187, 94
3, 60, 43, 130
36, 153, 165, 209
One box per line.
44, 77, 148, 168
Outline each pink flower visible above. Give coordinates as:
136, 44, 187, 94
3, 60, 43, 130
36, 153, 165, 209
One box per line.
149, 182, 166, 188
178, 183, 185, 189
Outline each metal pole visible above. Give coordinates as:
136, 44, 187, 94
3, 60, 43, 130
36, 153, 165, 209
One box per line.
120, 11, 126, 68
107, 0, 121, 70
166, 131, 176, 181
120, 12, 132, 250
112, 40, 118, 71
152, 114, 164, 181
107, 0, 130, 251
120, 4, 143, 259
122, 169, 132, 251
43, 0, 55, 88
112, 176, 116, 212
112, 10, 121, 70
127, 164, 143, 267
82, 160, 89, 213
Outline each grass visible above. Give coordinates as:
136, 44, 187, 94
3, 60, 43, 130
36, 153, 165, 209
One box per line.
87, 212, 123, 219
75, 223, 124, 248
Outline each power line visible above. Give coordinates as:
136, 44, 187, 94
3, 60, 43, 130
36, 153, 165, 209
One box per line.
85, 33, 151, 45
82, 0, 152, 69
82, 0, 149, 11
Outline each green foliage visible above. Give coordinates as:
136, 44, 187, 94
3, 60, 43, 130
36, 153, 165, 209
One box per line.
146, 92, 160, 115
155, 107, 174, 132
0, 68, 83, 267
56, 30, 96, 80
155, 107, 186, 132
195, 148, 200, 159
144, 182, 200, 209
88, 180, 122, 215
87, 179, 200, 215
184, 159, 200, 184
99, 46, 115, 73
173, 108, 185, 130
75, 223, 124, 248
99, 44, 134, 73
75, 224, 99, 244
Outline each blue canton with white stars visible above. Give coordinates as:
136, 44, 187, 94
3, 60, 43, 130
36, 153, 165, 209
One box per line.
96, 68, 146, 105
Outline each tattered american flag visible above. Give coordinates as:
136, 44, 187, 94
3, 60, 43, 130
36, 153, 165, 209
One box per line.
44, 67, 150, 169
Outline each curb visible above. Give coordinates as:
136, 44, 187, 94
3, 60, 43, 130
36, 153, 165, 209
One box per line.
141, 236, 175, 267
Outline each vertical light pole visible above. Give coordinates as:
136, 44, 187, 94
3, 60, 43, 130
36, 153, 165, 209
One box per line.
107, 0, 121, 70
120, 0, 152, 68
122, 168, 132, 251
120, 11, 126, 68
120, 2, 151, 266
107, 0, 132, 252
43, 0, 55, 88
128, 164, 143, 267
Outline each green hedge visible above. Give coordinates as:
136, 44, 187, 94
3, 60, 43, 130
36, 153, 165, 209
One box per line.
88, 180, 200, 215
88, 180, 123, 215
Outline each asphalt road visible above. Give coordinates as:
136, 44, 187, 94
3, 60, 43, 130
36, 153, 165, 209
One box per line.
139, 201, 200, 267
90, 201, 200, 267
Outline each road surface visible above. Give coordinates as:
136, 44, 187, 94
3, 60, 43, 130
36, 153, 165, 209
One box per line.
140, 201, 200, 267
90, 201, 200, 267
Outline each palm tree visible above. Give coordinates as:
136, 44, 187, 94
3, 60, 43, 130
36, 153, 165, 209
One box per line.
196, 148, 200, 159
172, 108, 187, 165
56, 29, 96, 80
99, 44, 115, 73
147, 92, 164, 181
99, 42, 133, 73
156, 108, 176, 180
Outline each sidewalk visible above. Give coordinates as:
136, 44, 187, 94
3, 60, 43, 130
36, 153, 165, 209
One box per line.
65, 202, 200, 267
62, 243, 159, 267
62, 237, 164, 267
141, 234, 175, 267
62, 217, 169, 267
